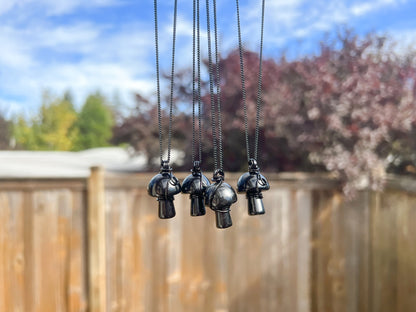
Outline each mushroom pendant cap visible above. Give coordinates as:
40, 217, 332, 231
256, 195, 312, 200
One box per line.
182, 161, 210, 216
205, 169, 237, 229
237, 159, 270, 215
147, 161, 182, 219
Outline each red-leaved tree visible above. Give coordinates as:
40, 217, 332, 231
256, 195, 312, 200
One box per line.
114, 30, 416, 195
267, 33, 416, 194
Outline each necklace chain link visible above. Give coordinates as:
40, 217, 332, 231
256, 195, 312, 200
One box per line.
236, 0, 266, 162
192, 0, 203, 164
154, 0, 178, 165
206, 0, 224, 172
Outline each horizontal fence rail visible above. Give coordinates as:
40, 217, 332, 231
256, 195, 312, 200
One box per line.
0, 169, 415, 311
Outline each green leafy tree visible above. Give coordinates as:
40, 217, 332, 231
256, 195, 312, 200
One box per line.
12, 116, 37, 150
13, 91, 78, 150
38, 92, 78, 150
73, 93, 114, 150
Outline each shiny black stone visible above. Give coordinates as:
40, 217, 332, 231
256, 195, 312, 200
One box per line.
237, 159, 270, 215
182, 161, 210, 216
147, 161, 182, 219
205, 169, 237, 229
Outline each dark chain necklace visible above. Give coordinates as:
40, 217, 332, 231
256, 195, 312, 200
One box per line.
205, 0, 224, 172
204, 0, 237, 228
148, 0, 182, 220
149, 0, 268, 224
154, 0, 178, 164
192, 0, 203, 164
236, 0, 270, 216
236, 0, 265, 161
181, 0, 210, 218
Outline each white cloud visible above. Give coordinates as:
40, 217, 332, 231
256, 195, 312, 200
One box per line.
37, 23, 101, 51
238, 0, 409, 51
241, 0, 303, 44
0, 16, 156, 114
351, 3, 376, 16
0, 0, 15, 15
35, 62, 155, 106
0, 0, 120, 16
0, 26, 34, 68
0, 0, 414, 116
40, 0, 119, 16
351, 0, 404, 16
387, 29, 416, 55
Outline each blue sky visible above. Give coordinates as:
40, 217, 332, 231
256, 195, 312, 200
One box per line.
1, 0, 416, 117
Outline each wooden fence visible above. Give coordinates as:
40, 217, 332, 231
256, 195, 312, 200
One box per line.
0, 168, 415, 312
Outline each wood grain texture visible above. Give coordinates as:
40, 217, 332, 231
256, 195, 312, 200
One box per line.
371, 191, 398, 312
68, 190, 88, 312
1, 172, 416, 311
87, 166, 107, 312
0, 177, 87, 312
311, 191, 373, 312
396, 192, 416, 311
103, 179, 315, 312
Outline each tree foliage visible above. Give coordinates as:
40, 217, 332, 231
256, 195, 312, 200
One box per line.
12, 91, 115, 152
112, 94, 190, 168
261, 32, 416, 194
73, 93, 114, 151
115, 30, 416, 194
71, 93, 114, 150
13, 92, 78, 150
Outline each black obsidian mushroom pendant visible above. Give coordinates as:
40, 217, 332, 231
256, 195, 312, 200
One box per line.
147, 161, 182, 219
182, 161, 210, 216
205, 170, 237, 229
237, 159, 270, 215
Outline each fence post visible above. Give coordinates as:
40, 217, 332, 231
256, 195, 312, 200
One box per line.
87, 166, 107, 312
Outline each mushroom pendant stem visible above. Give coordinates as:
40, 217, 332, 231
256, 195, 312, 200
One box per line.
237, 159, 270, 215
147, 161, 182, 219
205, 169, 237, 229
182, 161, 210, 217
